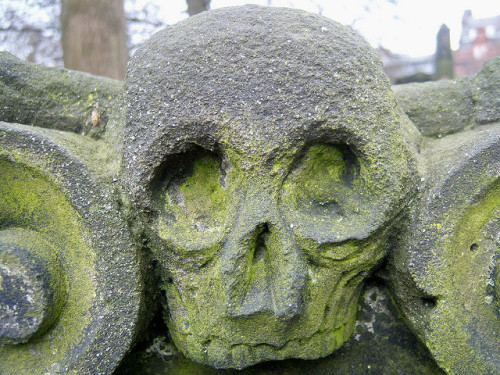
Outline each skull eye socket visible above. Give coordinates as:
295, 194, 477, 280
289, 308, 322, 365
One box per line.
287, 144, 360, 216
282, 144, 362, 216
280, 144, 376, 243
151, 146, 231, 245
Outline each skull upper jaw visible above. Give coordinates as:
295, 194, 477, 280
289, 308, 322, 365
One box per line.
151, 169, 389, 368
158, 230, 388, 369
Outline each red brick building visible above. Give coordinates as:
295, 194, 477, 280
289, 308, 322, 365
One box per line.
454, 10, 500, 77
380, 10, 500, 83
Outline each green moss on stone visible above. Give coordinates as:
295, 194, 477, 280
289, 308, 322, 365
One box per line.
0, 52, 122, 138
178, 155, 228, 228
418, 179, 500, 374
0, 158, 96, 374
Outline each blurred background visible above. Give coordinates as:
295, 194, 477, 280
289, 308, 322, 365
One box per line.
1, 0, 499, 83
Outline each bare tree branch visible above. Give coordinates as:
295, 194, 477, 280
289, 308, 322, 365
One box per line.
126, 16, 164, 27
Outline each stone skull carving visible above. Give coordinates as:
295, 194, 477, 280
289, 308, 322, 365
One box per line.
124, 5, 415, 369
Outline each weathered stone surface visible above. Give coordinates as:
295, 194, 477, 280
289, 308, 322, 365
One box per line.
115, 279, 444, 375
386, 123, 500, 374
124, 5, 417, 369
0, 228, 66, 345
0, 122, 145, 375
471, 57, 500, 125
0, 52, 122, 138
393, 56, 500, 137
393, 78, 473, 137
0, 5, 497, 374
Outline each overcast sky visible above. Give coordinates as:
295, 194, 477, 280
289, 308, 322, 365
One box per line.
151, 0, 500, 57
2, 0, 499, 62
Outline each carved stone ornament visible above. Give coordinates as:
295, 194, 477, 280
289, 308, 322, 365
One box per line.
124, 6, 416, 369
0, 5, 498, 375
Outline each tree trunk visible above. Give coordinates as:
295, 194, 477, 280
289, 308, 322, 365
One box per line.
61, 0, 128, 80
186, 0, 211, 16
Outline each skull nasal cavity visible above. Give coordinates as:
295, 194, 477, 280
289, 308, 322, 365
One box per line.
253, 224, 270, 265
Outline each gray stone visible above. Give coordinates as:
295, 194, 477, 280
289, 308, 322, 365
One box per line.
393, 56, 500, 137
393, 77, 473, 137
0, 228, 66, 345
0, 5, 497, 374
471, 57, 500, 125
124, 5, 418, 369
115, 279, 444, 375
386, 123, 500, 374
0, 52, 122, 138
0, 122, 145, 375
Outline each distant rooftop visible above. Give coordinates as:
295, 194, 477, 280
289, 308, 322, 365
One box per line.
380, 10, 500, 83
460, 10, 500, 49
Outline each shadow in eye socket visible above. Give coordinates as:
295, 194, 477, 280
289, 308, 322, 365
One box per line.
279, 143, 384, 243
286, 143, 360, 187
149, 144, 229, 233
337, 144, 360, 188
150, 145, 221, 209
282, 143, 362, 218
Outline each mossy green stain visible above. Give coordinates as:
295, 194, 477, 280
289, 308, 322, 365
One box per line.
450, 179, 500, 254
87, 93, 94, 106
421, 179, 500, 374
156, 152, 234, 251
300, 145, 346, 201
0, 228, 67, 343
147, 118, 413, 369
0, 158, 96, 374
178, 156, 228, 228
